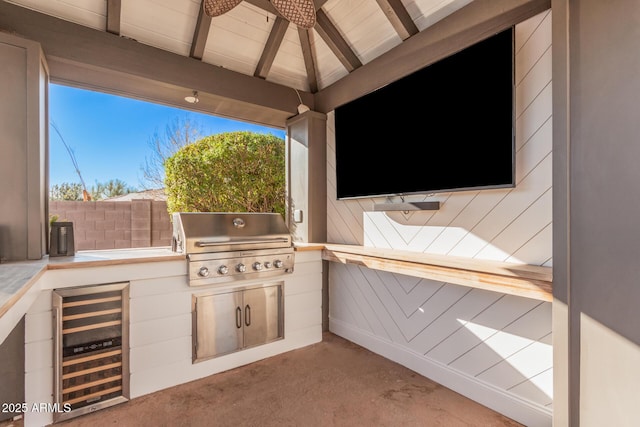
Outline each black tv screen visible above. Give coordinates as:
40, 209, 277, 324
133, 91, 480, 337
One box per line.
334, 27, 514, 200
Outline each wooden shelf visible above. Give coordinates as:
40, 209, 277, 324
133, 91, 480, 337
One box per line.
322, 244, 552, 302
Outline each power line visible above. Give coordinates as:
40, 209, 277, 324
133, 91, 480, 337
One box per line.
50, 120, 91, 200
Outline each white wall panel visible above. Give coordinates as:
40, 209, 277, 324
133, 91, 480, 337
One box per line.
349, 268, 394, 339
130, 313, 191, 348
202, 3, 274, 76
121, 0, 199, 56
5, 0, 106, 30
516, 47, 552, 119
479, 335, 553, 388
510, 367, 553, 406
25, 339, 52, 371
406, 0, 473, 33
24, 310, 51, 343
427, 295, 541, 364
326, 10, 553, 426
514, 8, 548, 53
323, 0, 400, 64
449, 302, 551, 375
410, 289, 502, 354
516, 82, 552, 152
268, 24, 310, 91
310, 29, 350, 90
515, 10, 552, 85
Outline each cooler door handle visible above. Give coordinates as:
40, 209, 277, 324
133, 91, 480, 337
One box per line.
236, 307, 242, 329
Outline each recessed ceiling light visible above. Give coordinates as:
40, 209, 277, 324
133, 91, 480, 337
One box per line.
185, 91, 199, 104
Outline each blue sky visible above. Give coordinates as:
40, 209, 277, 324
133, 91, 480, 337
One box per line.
49, 84, 286, 190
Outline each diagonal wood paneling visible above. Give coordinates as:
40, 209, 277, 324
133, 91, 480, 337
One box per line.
410, 289, 503, 354
326, 10, 553, 425
327, 9, 553, 267
426, 294, 542, 363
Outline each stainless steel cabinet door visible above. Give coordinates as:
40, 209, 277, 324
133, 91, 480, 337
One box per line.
195, 291, 243, 360
242, 285, 282, 348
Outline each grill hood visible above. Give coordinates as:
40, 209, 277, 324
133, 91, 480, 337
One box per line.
172, 212, 292, 255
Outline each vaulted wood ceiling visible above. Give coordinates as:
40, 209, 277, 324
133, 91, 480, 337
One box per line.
4, 0, 471, 93
0, 0, 550, 127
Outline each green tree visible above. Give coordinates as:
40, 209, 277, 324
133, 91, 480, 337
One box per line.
91, 179, 136, 200
164, 131, 285, 216
50, 182, 83, 201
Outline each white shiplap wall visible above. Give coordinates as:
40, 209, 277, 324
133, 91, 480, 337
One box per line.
326, 10, 553, 427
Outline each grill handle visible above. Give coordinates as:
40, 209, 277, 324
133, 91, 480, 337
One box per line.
195, 237, 290, 247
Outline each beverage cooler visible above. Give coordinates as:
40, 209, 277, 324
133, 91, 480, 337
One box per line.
52, 282, 129, 423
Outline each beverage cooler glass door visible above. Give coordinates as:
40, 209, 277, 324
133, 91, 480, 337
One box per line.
52, 282, 129, 423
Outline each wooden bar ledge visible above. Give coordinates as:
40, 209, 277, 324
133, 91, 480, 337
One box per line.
322, 244, 552, 302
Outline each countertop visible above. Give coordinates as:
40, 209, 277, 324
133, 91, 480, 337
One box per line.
0, 244, 323, 321
0, 247, 184, 319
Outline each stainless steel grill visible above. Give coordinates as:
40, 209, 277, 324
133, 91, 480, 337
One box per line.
172, 212, 295, 286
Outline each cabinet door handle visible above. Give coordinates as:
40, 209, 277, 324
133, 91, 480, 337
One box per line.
236, 306, 242, 329
245, 305, 251, 327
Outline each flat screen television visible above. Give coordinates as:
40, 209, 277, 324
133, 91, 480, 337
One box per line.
334, 27, 515, 200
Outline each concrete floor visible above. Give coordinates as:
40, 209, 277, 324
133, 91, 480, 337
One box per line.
6, 333, 523, 427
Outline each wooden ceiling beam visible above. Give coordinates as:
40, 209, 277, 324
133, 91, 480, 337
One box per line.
106, 0, 121, 35
0, 1, 313, 128
254, 16, 289, 79
298, 27, 318, 93
313, 0, 331, 10
217, 0, 329, 92
314, 9, 361, 72
375, 0, 418, 40
315, 0, 551, 113
190, 1, 212, 60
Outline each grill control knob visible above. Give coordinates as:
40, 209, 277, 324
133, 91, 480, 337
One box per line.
236, 263, 246, 273
198, 267, 210, 277
264, 261, 272, 269
253, 262, 263, 271
218, 265, 229, 275
274, 260, 284, 268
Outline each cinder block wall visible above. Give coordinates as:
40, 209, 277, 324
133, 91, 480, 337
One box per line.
151, 201, 173, 246
49, 200, 172, 250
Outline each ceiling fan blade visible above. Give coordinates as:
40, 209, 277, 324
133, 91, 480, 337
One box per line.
270, 0, 316, 29
203, 0, 244, 17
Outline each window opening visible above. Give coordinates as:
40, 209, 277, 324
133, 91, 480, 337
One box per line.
49, 83, 286, 251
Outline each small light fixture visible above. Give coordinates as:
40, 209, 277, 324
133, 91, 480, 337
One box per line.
294, 88, 310, 114
185, 91, 199, 104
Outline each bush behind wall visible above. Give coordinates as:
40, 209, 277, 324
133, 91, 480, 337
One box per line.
164, 131, 286, 216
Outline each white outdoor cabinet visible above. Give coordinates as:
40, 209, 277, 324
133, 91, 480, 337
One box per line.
0, 32, 49, 261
